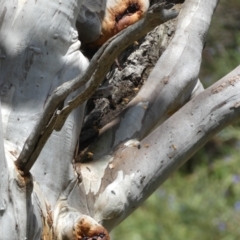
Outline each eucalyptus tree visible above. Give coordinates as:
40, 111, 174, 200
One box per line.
1, 0, 239, 239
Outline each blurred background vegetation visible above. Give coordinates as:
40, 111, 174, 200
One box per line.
112, 1, 240, 239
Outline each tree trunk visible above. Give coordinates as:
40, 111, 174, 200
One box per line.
1, 0, 240, 239
0, 0, 89, 238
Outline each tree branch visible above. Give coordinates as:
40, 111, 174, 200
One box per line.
53, 2, 178, 130
76, 65, 240, 231
16, 2, 178, 173
0, 101, 8, 216
79, 0, 218, 162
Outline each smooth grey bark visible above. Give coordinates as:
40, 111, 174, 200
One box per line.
1, 0, 239, 239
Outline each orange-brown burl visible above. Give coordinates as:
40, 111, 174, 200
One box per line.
87, 0, 150, 47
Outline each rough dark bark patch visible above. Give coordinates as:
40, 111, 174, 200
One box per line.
79, 18, 177, 151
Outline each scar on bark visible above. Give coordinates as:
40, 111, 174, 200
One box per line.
74, 218, 110, 240
211, 75, 240, 94
88, 0, 149, 48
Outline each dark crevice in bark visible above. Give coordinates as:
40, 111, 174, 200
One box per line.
115, 3, 140, 23
78, 18, 177, 155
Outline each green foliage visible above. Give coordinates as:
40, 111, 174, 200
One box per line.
200, 0, 240, 86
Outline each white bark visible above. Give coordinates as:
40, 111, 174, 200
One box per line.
0, 0, 89, 203
1, 0, 238, 239
80, 0, 217, 161
70, 0, 224, 231
0, 101, 9, 238
80, 65, 240, 231
0, 0, 88, 238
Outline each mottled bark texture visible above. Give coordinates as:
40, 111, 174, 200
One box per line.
1, 0, 239, 239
